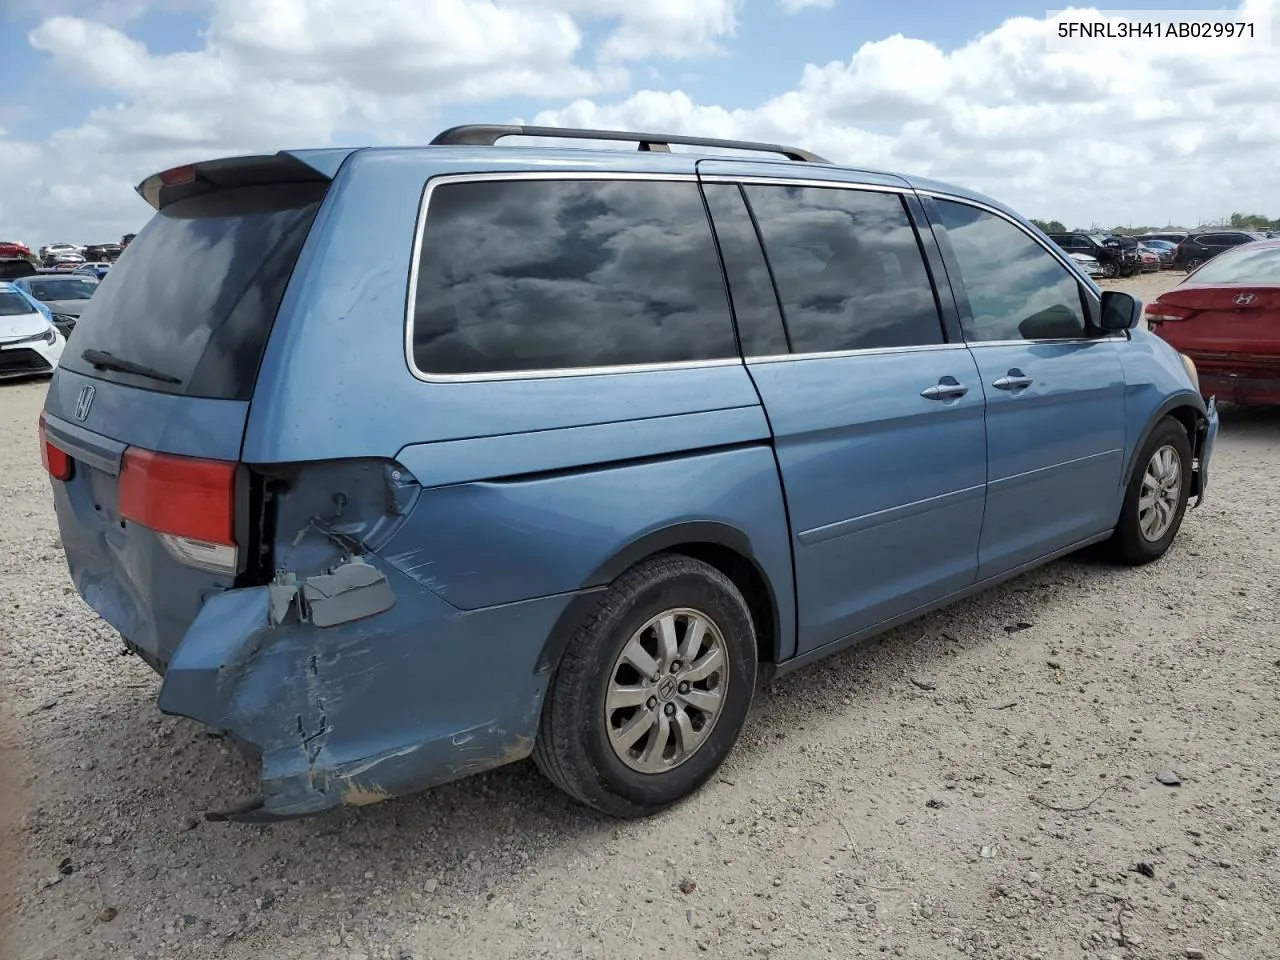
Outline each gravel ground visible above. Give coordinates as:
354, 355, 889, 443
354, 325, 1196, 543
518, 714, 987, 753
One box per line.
3, 269, 1279, 960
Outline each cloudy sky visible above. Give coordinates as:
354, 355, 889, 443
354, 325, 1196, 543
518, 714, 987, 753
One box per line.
1, 0, 1277, 249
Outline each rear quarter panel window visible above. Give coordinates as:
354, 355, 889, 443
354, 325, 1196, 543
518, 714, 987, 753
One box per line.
742, 184, 944, 353
410, 178, 738, 376
58, 182, 326, 400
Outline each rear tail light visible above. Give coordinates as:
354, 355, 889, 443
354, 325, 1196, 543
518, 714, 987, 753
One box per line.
38, 412, 73, 481
1145, 303, 1193, 325
119, 448, 239, 575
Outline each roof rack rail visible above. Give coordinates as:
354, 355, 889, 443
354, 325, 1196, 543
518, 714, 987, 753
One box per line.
429, 124, 829, 164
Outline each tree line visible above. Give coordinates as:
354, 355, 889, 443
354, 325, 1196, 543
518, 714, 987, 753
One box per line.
1029, 212, 1280, 235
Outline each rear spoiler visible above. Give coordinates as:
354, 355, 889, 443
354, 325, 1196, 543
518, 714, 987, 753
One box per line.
135, 149, 358, 211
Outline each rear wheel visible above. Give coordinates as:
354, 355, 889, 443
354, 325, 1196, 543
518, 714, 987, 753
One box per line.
533, 555, 757, 818
1111, 417, 1193, 565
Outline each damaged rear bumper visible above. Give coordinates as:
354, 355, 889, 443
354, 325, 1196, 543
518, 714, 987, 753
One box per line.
157, 556, 575, 821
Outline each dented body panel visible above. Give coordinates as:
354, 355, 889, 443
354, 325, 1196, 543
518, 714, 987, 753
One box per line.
158, 558, 570, 819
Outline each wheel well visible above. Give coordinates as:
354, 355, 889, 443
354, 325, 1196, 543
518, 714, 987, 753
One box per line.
667, 542, 778, 666
1164, 405, 1201, 451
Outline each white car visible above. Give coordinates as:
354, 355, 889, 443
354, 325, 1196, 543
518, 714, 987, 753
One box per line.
40, 242, 84, 260
0, 282, 66, 379
1069, 251, 1106, 278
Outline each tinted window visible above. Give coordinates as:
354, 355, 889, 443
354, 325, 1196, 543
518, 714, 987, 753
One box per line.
701, 183, 788, 355
743, 185, 943, 353
412, 179, 736, 376
59, 183, 326, 400
0, 292, 37, 316
935, 200, 1087, 342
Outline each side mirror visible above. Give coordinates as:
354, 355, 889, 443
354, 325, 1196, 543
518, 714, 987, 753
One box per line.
1099, 290, 1142, 331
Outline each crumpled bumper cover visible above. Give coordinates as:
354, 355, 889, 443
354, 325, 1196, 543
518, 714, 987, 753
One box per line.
156, 556, 574, 821
1191, 395, 1219, 508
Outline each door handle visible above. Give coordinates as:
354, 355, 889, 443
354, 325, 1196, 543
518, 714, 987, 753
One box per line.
920, 377, 969, 401
993, 370, 1034, 391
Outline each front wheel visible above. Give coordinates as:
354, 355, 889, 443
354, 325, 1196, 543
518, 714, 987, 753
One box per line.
533, 554, 757, 818
1101, 261, 1118, 279
1111, 417, 1193, 564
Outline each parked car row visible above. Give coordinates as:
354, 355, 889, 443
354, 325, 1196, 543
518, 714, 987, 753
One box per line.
1048, 232, 1143, 278
37, 239, 126, 266
1048, 229, 1267, 278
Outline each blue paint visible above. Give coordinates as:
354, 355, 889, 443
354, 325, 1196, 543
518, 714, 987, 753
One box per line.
40, 138, 1212, 819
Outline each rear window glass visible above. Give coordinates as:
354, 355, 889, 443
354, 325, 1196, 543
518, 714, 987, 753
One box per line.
0, 292, 37, 316
59, 182, 326, 400
411, 178, 737, 376
1187, 245, 1280, 284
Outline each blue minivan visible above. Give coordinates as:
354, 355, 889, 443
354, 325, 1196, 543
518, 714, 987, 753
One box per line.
40, 125, 1218, 821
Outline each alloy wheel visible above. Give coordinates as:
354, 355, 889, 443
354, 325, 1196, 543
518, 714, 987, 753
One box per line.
604, 608, 729, 774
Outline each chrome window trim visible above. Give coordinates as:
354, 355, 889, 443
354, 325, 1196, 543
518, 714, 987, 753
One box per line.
404, 170, 735, 384
966, 336, 1126, 349
701, 174, 912, 194
745, 342, 969, 364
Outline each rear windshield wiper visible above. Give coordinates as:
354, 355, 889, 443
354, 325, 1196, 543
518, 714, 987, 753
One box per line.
81, 349, 182, 385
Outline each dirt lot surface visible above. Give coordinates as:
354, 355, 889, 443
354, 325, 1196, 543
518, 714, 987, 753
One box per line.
3, 269, 1279, 960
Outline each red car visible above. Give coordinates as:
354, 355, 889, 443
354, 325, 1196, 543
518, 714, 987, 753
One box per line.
0, 240, 31, 259
1147, 238, 1280, 406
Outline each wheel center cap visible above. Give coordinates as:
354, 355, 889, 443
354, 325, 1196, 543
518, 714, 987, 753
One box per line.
657, 676, 678, 701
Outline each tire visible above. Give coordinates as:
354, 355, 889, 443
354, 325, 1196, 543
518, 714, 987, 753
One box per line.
533, 554, 757, 818
1101, 261, 1118, 279
1111, 417, 1193, 565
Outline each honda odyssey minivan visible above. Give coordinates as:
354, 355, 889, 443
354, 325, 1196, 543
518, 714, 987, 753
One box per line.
41, 124, 1218, 821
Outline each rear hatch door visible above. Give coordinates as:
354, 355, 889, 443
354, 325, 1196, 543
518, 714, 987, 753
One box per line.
40, 153, 337, 670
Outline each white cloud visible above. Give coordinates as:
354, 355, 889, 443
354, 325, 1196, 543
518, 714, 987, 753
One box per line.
3, 0, 1278, 248
533, 0, 1280, 228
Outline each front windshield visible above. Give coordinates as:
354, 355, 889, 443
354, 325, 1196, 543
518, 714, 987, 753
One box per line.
0, 292, 38, 316
26, 277, 98, 301
1089, 234, 1110, 245
1187, 245, 1280, 284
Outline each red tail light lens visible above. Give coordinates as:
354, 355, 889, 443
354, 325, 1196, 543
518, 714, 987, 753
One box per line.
1145, 302, 1193, 325
38, 413, 73, 481
119, 448, 237, 546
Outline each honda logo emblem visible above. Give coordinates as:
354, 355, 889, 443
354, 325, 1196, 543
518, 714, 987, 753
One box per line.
1233, 293, 1257, 306
73, 384, 95, 421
